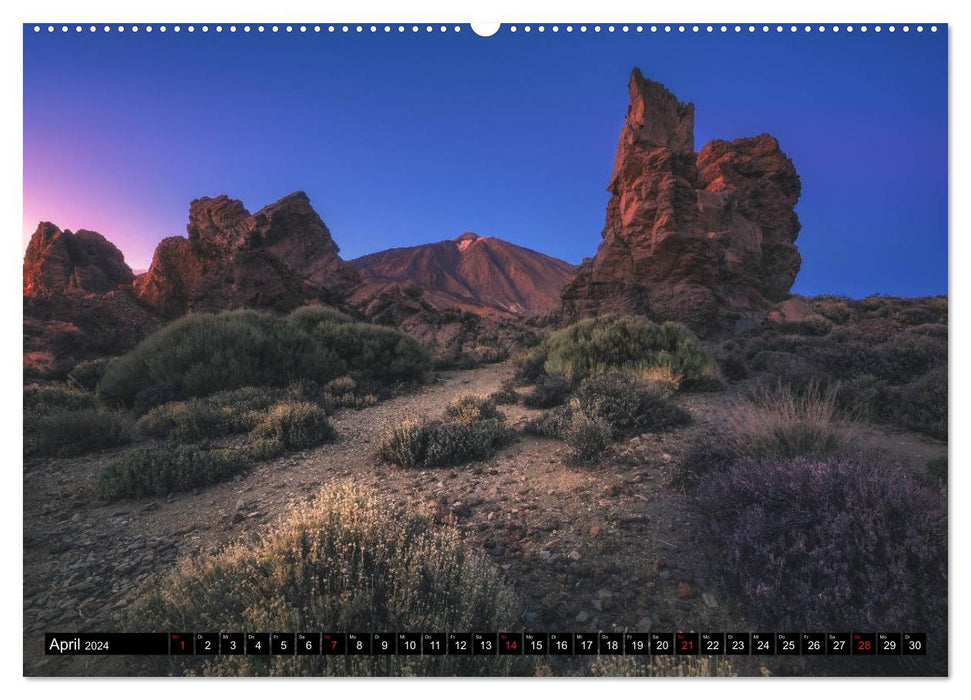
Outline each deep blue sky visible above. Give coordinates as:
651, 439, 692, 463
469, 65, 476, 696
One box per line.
24, 24, 947, 297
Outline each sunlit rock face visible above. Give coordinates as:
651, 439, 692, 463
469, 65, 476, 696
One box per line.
562, 69, 802, 334
134, 191, 362, 316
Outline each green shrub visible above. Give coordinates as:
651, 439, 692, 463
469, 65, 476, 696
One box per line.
514, 348, 547, 384
313, 322, 431, 385
574, 372, 690, 436
24, 384, 96, 418
540, 315, 718, 386
488, 380, 520, 405
562, 412, 611, 465
137, 400, 255, 443
522, 374, 573, 409
320, 375, 378, 411
67, 357, 114, 392
98, 310, 431, 405
248, 402, 336, 454
893, 367, 947, 440
286, 305, 354, 331
98, 310, 346, 404
126, 484, 527, 676
98, 446, 247, 500
523, 406, 572, 438
29, 408, 133, 458
380, 418, 507, 469
443, 395, 503, 424
716, 350, 749, 381
832, 374, 892, 422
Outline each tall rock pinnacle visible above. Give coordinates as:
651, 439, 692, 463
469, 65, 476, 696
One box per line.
562, 69, 802, 333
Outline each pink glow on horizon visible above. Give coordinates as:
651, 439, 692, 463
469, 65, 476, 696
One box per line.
23, 191, 176, 272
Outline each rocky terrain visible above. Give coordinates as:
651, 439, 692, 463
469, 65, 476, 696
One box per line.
352, 232, 575, 317
23, 195, 564, 378
562, 68, 802, 334
134, 192, 362, 316
23, 223, 161, 377
23, 359, 945, 677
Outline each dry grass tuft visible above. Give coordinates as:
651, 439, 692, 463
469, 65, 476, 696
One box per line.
127, 483, 530, 676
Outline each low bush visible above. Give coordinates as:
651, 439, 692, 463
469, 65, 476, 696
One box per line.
749, 350, 817, 391
248, 402, 336, 454
99, 310, 345, 404
98, 446, 248, 500
380, 418, 507, 469
135, 386, 289, 443
832, 374, 891, 422
522, 374, 573, 409
443, 395, 504, 425
29, 408, 133, 458
562, 412, 612, 465
892, 367, 947, 440
286, 305, 354, 332
24, 384, 96, 418
871, 333, 947, 384
695, 457, 947, 632
313, 322, 431, 385
523, 406, 572, 439
717, 350, 749, 382
133, 384, 186, 415
98, 309, 431, 405
488, 380, 520, 405
322, 376, 378, 411
138, 401, 252, 443
573, 372, 690, 437
67, 357, 114, 392
126, 484, 527, 676
513, 348, 547, 384
539, 315, 718, 385
673, 434, 740, 489
635, 364, 685, 394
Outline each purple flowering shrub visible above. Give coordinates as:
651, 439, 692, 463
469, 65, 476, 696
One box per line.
696, 457, 947, 632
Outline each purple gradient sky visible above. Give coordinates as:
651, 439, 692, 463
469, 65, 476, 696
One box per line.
23, 24, 947, 296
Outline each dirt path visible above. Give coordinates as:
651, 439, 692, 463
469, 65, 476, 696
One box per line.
23, 361, 945, 676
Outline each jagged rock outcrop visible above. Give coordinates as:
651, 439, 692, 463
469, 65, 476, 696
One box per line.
562, 68, 802, 333
134, 191, 361, 316
350, 232, 575, 317
22, 224, 160, 377
23, 223, 134, 296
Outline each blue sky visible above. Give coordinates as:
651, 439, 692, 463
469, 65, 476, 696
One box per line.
24, 24, 947, 297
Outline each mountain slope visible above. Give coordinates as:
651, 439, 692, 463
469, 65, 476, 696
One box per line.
351, 233, 575, 316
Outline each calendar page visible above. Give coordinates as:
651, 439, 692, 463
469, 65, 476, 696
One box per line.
21, 15, 948, 680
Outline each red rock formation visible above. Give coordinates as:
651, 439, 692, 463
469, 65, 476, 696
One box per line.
562, 69, 802, 333
134, 191, 361, 315
351, 232, 575, 317
23, 223, 134, 296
